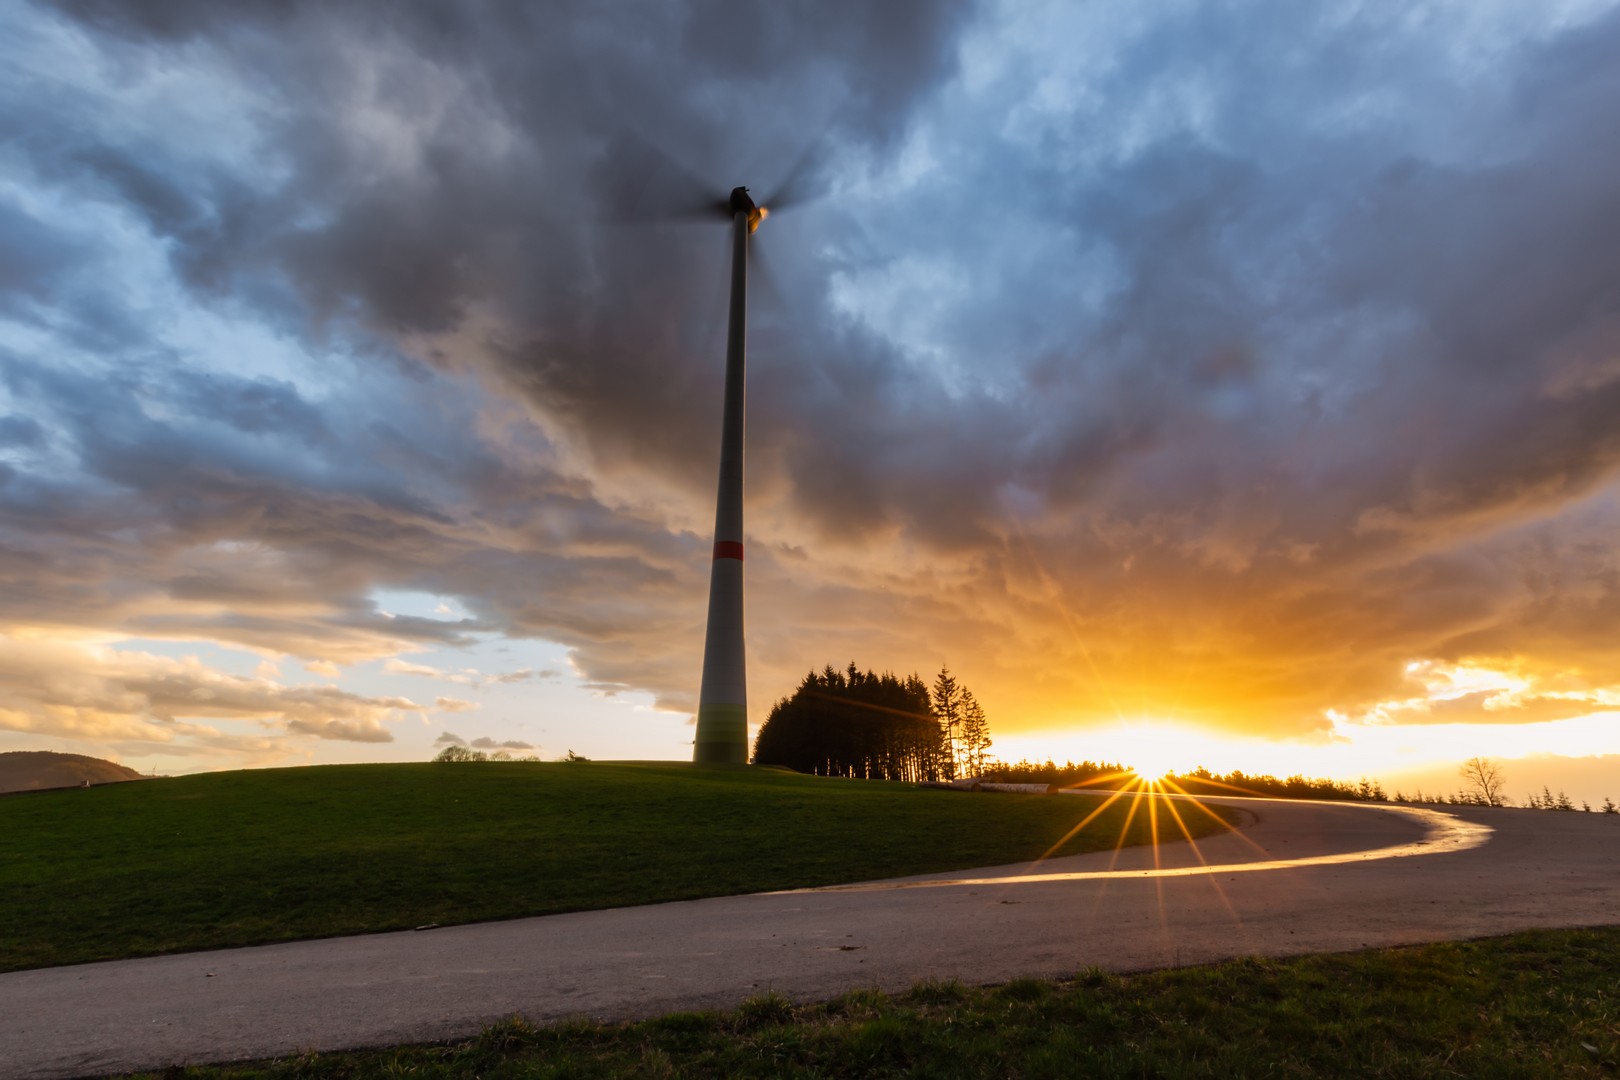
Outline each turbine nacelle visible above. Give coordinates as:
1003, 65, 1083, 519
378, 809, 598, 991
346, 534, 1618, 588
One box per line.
729, 186, 769, 234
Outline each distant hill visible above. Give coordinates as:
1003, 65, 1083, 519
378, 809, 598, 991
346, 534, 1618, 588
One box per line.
0, 751, 145, 794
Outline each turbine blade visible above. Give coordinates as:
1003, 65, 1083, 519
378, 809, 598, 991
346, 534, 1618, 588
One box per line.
760, 138, 832, 213
595, 130, 731, 223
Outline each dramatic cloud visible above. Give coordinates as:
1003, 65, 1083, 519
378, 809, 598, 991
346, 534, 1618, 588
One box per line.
1341, 662, 1620, 727
3, 0, 1619, 779
0, 638, 416, 750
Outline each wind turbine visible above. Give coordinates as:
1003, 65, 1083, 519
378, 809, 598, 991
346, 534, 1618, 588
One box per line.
609, 138, 820, 765
691, 185, 765, 764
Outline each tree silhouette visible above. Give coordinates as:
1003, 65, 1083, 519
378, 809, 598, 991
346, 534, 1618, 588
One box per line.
1458, 757, 1508, 806
959, 688, 992, 777
752, 663, 998, 782
931, 666, 962, 780
752, 665, 946, 781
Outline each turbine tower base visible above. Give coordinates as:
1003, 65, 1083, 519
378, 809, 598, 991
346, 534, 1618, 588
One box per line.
693, 703, 749, 764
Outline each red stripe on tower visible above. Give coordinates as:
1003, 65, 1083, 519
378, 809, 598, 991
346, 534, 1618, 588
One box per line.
713, 541, 745, 561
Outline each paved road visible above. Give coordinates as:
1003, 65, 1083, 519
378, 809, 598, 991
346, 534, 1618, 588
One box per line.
4, 795, 1617, 1079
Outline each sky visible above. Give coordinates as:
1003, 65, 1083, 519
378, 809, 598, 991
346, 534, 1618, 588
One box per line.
2, 0, 1618, 806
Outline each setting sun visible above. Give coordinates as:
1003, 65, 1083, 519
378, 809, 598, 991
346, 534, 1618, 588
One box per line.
1001, 721, 1229, 782
1126, 744, 1184, 782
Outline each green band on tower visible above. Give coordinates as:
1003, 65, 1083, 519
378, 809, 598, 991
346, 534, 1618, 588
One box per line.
694, 703, 749, 764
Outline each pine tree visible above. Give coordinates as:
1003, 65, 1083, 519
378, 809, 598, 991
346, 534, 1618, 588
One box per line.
752, 664, 944, 781
959, 689, 992, 778
931, 666, 962, 780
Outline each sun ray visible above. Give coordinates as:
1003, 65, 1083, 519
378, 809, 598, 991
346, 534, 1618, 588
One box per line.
1155, 788, 1207, 866
1106, 780, 1150, 870
1010, 529, 1129, 726
1160, 777, 1272, 857
1165, 774, 1276, 798
1084, 778, 1156, 920
1156, 785, 1247, 930
785, 804, 1493, 896
1146, 782, 1164, 870
1021, 786, 1132, 871
1147, 784, 1174, 959
1020, 778, 1268, 948
1057, 770, 1139, 790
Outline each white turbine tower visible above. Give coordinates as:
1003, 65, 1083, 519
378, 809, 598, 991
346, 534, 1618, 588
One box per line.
692, 186, 765, 764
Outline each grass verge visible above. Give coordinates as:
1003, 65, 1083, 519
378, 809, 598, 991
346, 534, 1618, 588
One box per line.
134, 926, 1620, 1079
0, 761, 1232, 971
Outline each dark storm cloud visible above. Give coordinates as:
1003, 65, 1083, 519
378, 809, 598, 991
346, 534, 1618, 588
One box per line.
8, 0, 1620, 747
0, 190, 154, 355
0, 201, 83, 309
866, 2, 1620, 729
37, 0, 975, 481
0, 340, 711, 685
37, 0, 988, 716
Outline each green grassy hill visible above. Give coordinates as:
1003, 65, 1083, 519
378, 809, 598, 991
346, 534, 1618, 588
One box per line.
0, 750, 144, 793
0, 761, 1236, 972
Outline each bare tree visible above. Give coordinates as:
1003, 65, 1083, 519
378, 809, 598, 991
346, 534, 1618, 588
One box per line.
1458, 756, 1507, 807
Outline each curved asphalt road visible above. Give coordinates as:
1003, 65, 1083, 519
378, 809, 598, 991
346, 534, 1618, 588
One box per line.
4, 795, 1617, 1079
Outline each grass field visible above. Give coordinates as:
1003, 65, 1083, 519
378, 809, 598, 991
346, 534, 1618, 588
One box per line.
0, 761, 1233, 972
135, 926, 1620, 1078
